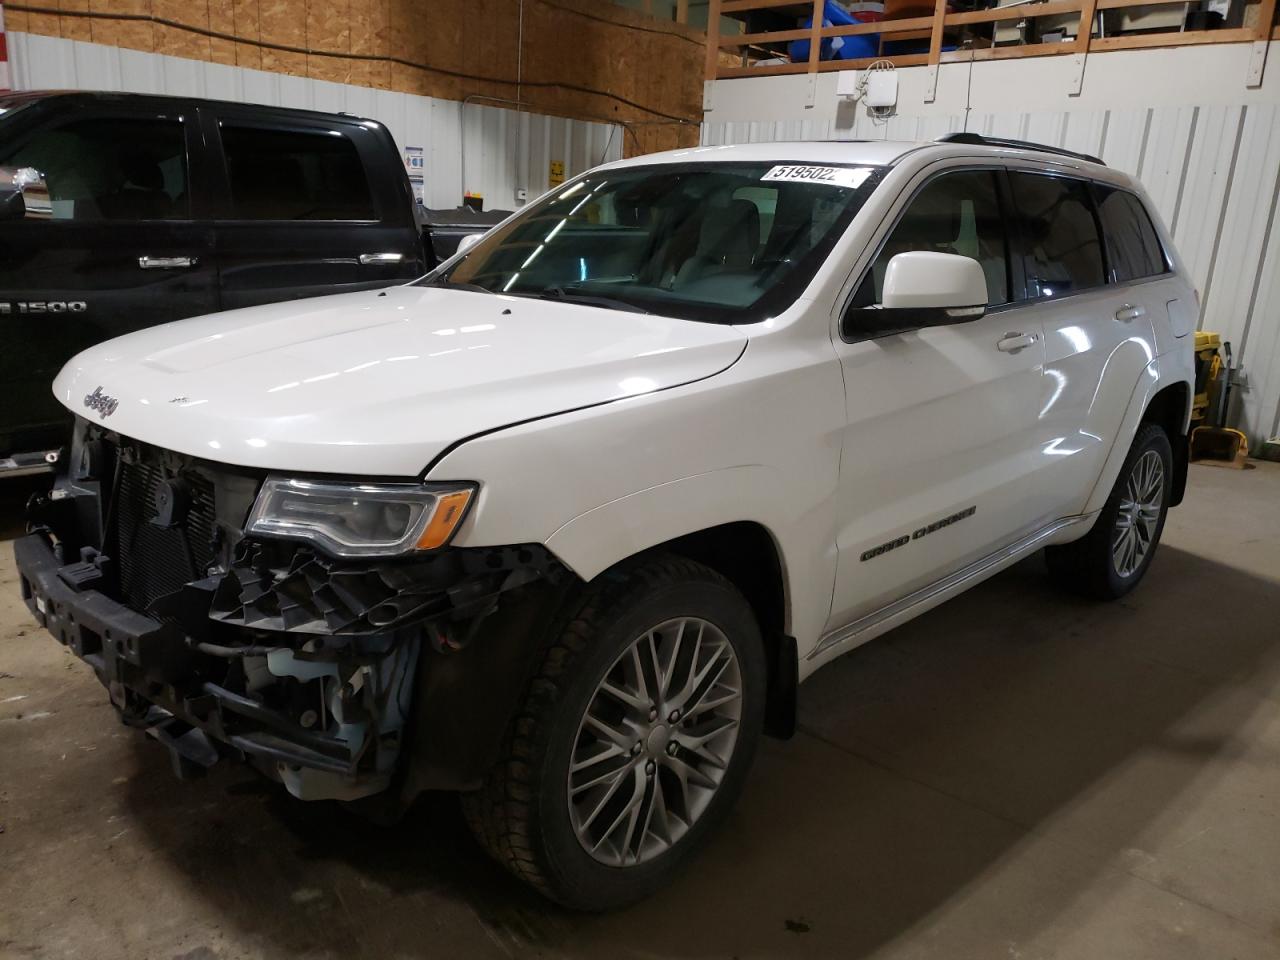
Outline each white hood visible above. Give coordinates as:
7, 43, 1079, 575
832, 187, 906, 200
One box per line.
53, 285, 748, 476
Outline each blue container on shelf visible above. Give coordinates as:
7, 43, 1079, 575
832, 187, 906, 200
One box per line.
788, 0, 880, 62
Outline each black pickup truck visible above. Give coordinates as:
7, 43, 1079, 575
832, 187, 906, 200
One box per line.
0, 91, 499, 477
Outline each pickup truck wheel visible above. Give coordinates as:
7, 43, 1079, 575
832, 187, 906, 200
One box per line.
1046, 423, 1173, 600
461, 555, 765, 910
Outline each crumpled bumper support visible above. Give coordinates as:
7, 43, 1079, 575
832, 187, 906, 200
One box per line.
13, 532, 393, 796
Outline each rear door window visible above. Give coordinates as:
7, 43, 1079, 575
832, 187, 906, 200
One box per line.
852, 169, 1012, 308
1094, 186, 1168, 282
219, 124, 375, 221
0, 116, 188, 221
1010, 172, 1105, 298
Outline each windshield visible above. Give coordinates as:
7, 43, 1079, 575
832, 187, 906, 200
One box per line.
424, 161, 885, 324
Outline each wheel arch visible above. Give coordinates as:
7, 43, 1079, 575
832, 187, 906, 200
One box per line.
1083, 363, 1192, 515
642, 521, 797, 740
1140, 380, 1192, 506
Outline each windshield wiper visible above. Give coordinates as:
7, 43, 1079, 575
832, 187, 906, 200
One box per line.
528, 286, 650, 314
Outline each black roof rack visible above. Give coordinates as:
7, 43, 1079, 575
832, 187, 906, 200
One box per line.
936, 132, 1104, 167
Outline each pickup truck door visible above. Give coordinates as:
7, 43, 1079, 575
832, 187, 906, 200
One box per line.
826, 166, 1047, 633
202, 107, 425, 310
0, 98, 216, 454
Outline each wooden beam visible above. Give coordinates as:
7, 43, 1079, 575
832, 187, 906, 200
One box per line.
927, 0, 948, 65
854, 15, 935, 35
1089, 27, 1253, 50
1095, 0, 1200, 7
716, 52, 930, 77
705, 0, 724, 80
676, 0, 690, 24
720, 16, 934, 46
720, 0, 810, 12
940, 40, 1081, 61
1074, 0, 1099, 53
808, 0, 824, 77
720, 27, 814, 46
1253, 0, 1278, 38
945, 0, 1082, 26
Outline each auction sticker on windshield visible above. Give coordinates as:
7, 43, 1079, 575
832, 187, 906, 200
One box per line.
761, 165, 873, 188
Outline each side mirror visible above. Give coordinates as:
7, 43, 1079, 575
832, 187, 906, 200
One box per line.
845, 251, 988, 339
0, 167, 51, 221
456, 232, 484, 256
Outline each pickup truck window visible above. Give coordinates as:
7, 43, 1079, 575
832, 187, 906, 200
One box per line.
0, 117, 188, 221
430, 161, 885, 324
220, 124, 375, 221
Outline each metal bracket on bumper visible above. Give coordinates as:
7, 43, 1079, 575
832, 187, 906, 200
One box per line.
14, 533, 392, 799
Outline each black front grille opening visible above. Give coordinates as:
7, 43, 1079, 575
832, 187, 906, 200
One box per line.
112, 453, 217, 617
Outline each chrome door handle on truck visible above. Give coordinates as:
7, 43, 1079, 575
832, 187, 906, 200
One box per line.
358, 252, 405, 265
138, 256, 196, 270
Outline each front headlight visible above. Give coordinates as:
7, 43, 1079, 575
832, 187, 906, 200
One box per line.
245, 478, 476, 558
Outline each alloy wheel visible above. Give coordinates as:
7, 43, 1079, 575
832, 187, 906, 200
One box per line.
1112, 449, 1165, 578
566, 616, 743, 867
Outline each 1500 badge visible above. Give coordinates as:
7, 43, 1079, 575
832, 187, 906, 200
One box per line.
860, 505, 977, 562
0, 300, 88, 314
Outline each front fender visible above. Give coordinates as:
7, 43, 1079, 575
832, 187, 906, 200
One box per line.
544, 466, 834, 657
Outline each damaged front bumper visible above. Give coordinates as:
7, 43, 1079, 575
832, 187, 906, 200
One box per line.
15, 531, 422, 801
14, 428, 569, 804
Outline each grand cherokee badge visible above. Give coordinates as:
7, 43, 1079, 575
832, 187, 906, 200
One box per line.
83, 386, 119, 419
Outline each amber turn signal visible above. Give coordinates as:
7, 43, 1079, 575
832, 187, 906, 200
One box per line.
416, 489, 475, 550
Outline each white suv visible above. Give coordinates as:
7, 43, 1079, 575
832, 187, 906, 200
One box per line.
16, 135, 1195, 909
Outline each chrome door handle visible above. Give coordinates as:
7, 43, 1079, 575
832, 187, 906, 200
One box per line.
996, 332, 1039, 353
358, 252, 405, 265
139, 255, 196, 270
1115, 304, 1146, 322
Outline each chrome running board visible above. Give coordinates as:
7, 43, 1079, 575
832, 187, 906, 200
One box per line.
808, 514, 1093, 661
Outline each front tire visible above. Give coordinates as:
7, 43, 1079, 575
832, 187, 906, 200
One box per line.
462, 555, 765, 910
1046, 422, 1173, 599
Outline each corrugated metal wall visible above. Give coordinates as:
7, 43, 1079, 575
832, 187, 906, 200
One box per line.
7, 31, 623, 212
703, 101, 1280, 450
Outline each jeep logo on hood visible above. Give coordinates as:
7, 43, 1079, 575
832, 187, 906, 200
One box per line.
83, 386, 119, 419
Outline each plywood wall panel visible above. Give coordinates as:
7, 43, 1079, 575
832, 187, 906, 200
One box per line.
152, 0, 211, 61
206, 0, 239, 66
56, 0, 94, 43
227, 0, 263, 69
258, 0, 308, 77
9, 0, 701, 155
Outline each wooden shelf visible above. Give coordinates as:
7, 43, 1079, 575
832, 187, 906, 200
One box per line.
710, 0, 1280, 79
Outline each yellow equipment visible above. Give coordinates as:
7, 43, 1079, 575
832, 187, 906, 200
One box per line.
1189, 331, 1248, 467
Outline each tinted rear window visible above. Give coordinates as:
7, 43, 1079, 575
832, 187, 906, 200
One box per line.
1011, 172, 1106, 298
1095, 186, 1168, 282
220, 124, 375, 221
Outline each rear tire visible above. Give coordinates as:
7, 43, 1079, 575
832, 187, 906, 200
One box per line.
1046, 422, 1173, 600
462, 554, 765, 910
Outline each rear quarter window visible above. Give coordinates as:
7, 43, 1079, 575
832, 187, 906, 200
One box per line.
1094, 186, 1169, 282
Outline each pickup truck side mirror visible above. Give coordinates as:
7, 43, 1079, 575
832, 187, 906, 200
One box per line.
844, 251, 988, 340
0, 167, 51, 221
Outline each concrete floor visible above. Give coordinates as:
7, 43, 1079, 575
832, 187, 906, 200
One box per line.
1, 462, 1278, 960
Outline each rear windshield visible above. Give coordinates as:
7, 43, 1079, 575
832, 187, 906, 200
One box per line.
423, 161, 886, 324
